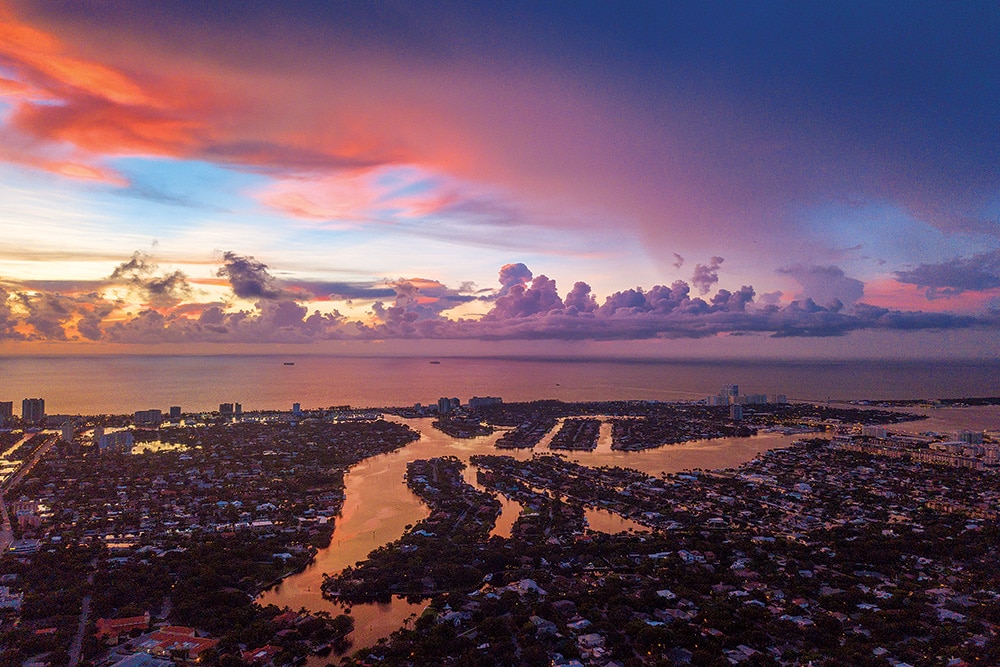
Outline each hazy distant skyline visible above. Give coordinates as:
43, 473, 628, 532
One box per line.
1, 1, 998, 356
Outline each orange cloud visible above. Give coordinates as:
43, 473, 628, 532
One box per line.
0, 2, 229, 174
0, 140, 127, 184
0, 7, 154, 107
10, 96, 203, 156
0, 76, 33, 96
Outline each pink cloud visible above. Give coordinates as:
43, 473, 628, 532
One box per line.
863, 278, 1000, 313
2, 0, 996, 301
2, 253, 996, 344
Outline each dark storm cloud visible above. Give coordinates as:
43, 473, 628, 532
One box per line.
216, 251, 291, 300
894, 250, 1000, 299
109, 251, 192, 306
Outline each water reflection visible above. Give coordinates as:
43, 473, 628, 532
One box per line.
259, 416, 804, 655
584, 507, 648, 534
133, 440, 189, 454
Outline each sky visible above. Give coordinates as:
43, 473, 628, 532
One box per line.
0, 1, 998, 357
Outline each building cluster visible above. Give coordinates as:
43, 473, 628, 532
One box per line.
12, 419, 415, 546
3, 391, 997, 667
94, 428, 136, 455
95, 617, 221, 667
21, 398, 45, 425
0, 398, 48, 427
833, 426, 997, 471
408, 396, 504, 416
338, 431, 1000, 666
0, 417, 420, 667
705, 384, 788, 407
133, 410, 163, 426
11, 496, 42, 530
219, 402, 243, 418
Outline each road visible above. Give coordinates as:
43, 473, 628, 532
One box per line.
0, 433, 59, 552
0, 492, 11, 554
68, 560, 97, 667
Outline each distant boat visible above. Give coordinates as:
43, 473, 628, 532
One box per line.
283, 362, 295, 366
429, 360, 441, 364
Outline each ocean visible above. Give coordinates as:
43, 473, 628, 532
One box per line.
0, 355, 997, 415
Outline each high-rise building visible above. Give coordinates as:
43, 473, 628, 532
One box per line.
729, 404, 743, 421
0, 401, 12, 426
292, 403, 302, 416
437, 397, 453, 414
169, 406, 182, 420
468, 396, 502, 410
234, 403, 243, 416
60, 421, 75, 443
955, 430, 985, 445
22, 398, 45, 424
219, 403, 234, 416
861, 425, 888, 439
134, 409, 163, 426
97, 430, 134, 455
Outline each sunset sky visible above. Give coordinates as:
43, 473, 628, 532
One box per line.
0, 1, 998, 357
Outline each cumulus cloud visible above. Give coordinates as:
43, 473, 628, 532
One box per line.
759, 291, 783, 306
109, 251, 191, 307
711, 286, 756, 312
0, 287, 24, 340
10, 290, 115, 341
672, 253, 684, 269
216, 251, 290, 300
17, 292, 73, 340
894, 250, 1000, 299
105, 301, 349, 344
497, 263, 533, 296
778, 264, 865, 307
369, 277, 478, 329
3, 255, 998, 345
691, 256, 724, 295
485, 274, 564, 320
564, 282, 598, 314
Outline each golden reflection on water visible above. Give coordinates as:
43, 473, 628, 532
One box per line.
261, 406, 999, 656
584, 507, 648, 534
258, 416, 805, 654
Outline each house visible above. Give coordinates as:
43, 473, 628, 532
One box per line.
241, 645, 282, 666
96, 612, 151, 645
137, 627, 219, 663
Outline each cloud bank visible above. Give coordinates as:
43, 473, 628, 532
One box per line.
0, 252, 995, 345
894, 250, 1000, 300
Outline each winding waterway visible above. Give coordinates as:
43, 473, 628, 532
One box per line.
258, 405, 1000, 658
258, 416, 809, 655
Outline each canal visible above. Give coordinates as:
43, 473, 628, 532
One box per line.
258, 416, 808, 657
